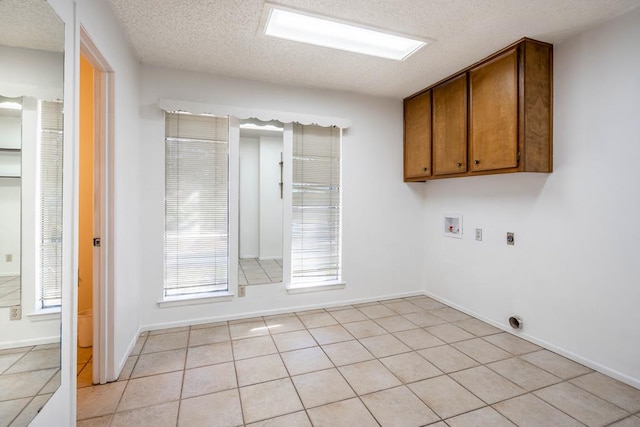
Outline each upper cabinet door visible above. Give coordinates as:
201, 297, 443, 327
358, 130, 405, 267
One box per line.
404, 91, 432, 180
433, 74, 467, 175
469, 48, 519, 172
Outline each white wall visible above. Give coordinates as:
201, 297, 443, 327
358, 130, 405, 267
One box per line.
239, 137, 260, 258
139, 64, 428, 327
423, 7, 640, 388
259, 136, 283, 260
0, 45, 63, 100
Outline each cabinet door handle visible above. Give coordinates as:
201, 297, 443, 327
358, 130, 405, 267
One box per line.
423, 167, 428, 172
474, 160, 480, 165
456, 162, 462, 168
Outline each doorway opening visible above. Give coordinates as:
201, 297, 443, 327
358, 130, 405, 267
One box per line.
78, 28, 115, 386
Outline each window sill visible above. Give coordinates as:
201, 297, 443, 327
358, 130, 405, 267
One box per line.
27, 308, 61, 322
157, 292, 234, 308
286, 282, 346, 294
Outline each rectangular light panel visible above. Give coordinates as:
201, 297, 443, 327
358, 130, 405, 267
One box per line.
264, 6, 428, 61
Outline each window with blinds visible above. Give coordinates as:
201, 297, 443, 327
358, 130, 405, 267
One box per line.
291, 123, 341, 286
164, 112, 229, 298
39, 100, 64, 309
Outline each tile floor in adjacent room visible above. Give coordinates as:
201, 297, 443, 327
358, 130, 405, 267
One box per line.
0, 343, 61, 427
238, 259, 282, 285
76, 296, 640, 427
0, 276, 21, 307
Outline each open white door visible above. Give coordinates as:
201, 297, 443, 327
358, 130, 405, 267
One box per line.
80, 27, 115, 385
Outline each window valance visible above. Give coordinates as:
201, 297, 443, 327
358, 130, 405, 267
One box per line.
157, 99, 352, 129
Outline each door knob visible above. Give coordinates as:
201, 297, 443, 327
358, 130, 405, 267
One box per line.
456, 162, 462, 168
423, 167, 428, 172
474, 160, 480, 165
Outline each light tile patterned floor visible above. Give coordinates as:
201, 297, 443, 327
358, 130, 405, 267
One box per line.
0, 343, 61, 426
238, 259, 282, 285
76, 296, 640, 426
0, 275, 21, 307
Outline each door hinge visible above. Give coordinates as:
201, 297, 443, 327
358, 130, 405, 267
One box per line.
517, 151, 521, 162
93, 238, 101, 247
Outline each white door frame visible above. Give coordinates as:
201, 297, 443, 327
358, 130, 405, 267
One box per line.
80, 26, 115, 384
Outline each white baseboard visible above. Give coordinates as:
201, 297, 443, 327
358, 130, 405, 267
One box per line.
0, 336, 60, 350
422, 290, 640, 390
0, 272, 20, 277
139, 290, 423, 333
118, 290, 421, 380
116, 326, 145, 382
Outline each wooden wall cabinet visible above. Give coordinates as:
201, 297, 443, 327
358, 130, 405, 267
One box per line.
433, 74, 467, 176
403, 38, 552, 182
403, 90, 432, 180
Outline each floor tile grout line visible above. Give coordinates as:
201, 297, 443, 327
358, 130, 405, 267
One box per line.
76, 297, 640, 426
421, 316, 627, 426
533, 381, 634, 424
565, 372, 640, 414
309, 338, 385, 426
485, 403, 525, 427
278, 303, 387, 425
524, 385, 616, 427
294, 303, 439, 425
6, 393, 39, 427
315, 303, 568, 424
393, 327, 534, 419
172, 326, 196, 426
482, 356, 564, 393
228, 324, 248, 427
337, 316, 445, 424
119, 340, 142, 379
513, 350, 595, 383
105, 333, 148, 418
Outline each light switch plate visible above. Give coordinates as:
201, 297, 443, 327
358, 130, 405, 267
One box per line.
475, 229, 482, 241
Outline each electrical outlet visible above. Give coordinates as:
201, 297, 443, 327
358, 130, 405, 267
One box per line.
238, 285, 246, 297
507, 232, 515, 246
9, 306, 21, 321
5, 254, 12, 262
475, 229, 482, 241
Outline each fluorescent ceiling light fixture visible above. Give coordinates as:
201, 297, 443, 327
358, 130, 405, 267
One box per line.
0, 96, 22, 110
172, 111, 222, 117
0, 102, 22, 110
239, 123, 283, 132
263, 5, 429, 61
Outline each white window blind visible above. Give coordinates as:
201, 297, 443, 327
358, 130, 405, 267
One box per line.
291, 123, 341, 286
39, 100, 63, 309
164, 112, 229, 298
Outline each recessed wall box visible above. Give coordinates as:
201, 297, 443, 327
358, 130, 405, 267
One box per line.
443, 214, 463, 238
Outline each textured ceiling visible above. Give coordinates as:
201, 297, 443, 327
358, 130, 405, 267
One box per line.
0, 0, 64, 52
109, 0, 640, 99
